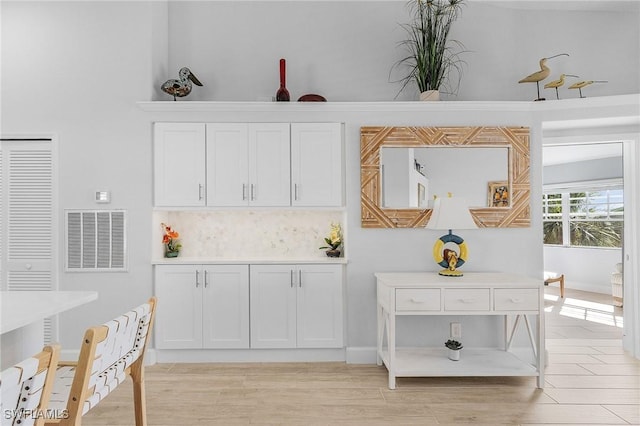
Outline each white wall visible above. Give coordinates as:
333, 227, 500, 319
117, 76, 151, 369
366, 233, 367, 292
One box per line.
164, 1, 640, 102
2, 1, 638, 355
544, 246, 622, 294
1, 1, 156, 348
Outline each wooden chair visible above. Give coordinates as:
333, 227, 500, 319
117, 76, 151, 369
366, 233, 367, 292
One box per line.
1, 345, 60, 426
544, 271, 565, 298
45, 297, 156, 426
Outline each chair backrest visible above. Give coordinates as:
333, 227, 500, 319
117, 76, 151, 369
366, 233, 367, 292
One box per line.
1, 345, 60, 426
49, 297, 156, 422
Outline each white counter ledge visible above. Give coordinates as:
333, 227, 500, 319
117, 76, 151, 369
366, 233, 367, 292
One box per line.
152, 257, 348, 265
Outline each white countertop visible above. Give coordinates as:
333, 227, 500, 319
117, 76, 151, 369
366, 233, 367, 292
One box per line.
0, 291, 98, 334
152, 257, 348, 265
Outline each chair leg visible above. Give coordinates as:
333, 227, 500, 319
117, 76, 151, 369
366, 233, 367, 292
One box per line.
560, 275, 565, 298
130, 362, 147, 426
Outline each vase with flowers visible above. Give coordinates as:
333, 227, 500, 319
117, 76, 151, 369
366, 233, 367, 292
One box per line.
161, 222, 182, 258
319, 223, 343, 258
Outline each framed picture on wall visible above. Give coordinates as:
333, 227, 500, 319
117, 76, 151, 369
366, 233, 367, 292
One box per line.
488, 181, 509, 207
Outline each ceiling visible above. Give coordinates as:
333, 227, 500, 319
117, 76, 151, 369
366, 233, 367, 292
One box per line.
542, 142, 623, 166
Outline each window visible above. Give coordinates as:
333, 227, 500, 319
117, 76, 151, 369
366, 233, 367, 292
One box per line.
543, 187, 623, 248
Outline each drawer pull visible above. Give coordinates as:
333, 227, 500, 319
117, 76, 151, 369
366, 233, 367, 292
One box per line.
459, 298, 476, 303
510, 298, 522, 303
410, 298, 427, 303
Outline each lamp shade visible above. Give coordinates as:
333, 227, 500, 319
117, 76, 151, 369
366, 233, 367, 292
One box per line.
426, 197, 478, 230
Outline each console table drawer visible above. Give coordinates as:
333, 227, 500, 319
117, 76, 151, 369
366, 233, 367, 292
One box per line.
494, 289, 539, 311
444, 289, 490, 311
396, 289, 441, 311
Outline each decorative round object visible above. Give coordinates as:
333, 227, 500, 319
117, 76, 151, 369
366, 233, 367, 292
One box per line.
298, 94, 327, 102
432, 232, 467, 269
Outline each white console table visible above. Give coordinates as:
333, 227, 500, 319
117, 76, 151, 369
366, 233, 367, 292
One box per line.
375, 272, 544, 389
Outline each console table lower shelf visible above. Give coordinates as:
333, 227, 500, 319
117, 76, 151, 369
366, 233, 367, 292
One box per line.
379, 347, 538, 379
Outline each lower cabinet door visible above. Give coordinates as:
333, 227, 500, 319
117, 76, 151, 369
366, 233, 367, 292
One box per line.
202, 265, 250, 348
296, 264, 344, 348
250, 265, 297, 348
154, 265, 203, 349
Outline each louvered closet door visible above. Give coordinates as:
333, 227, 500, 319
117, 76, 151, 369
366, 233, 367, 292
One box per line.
0, 139, 56, 342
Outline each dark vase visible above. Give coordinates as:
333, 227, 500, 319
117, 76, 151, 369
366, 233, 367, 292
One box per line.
326, 249, 341, 258
276, 58, 290, 102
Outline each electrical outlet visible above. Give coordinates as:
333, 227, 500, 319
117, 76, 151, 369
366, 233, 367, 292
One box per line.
450, 322, 461, 338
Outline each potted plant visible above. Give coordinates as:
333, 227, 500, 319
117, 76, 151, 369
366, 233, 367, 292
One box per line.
161, 222, 182, 258
393, 0, 466, 100
319, 223, 343, 257
445, 339, 463, 361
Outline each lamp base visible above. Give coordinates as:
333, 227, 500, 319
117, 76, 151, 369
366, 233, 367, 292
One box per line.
438, 269, 464, 277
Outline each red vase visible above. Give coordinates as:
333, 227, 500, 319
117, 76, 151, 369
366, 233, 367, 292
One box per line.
276, 58, 290, 102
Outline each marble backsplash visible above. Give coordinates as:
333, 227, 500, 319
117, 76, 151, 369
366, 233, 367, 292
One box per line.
153, 210, 345, 259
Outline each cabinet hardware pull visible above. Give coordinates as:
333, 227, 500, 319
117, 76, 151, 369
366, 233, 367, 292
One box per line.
294, 184, 299, 201
242, 183, 247, 201
459, 298, 475, 303
410, 298, 425, 303
510, 298, 521, 303
195, 270, 200, 288
204, 270, 208, 288
299, 269, 302, 287
290, 270, 294, 288
251, 184, 255, 201
198, 184, 204, 201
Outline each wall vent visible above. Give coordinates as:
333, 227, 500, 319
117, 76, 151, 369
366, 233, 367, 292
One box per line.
65, 210, 127, 271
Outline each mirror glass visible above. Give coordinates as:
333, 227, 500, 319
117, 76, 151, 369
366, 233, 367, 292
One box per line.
380, 147, 509, 209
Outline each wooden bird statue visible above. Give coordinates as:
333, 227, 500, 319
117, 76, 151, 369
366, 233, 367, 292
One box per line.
161, 67, 203, 101
568, 80, 608, 98
518, 53, 569, 101
544, 74, 579, 100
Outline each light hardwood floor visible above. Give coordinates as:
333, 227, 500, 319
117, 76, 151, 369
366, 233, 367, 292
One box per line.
83, 287, 638, 425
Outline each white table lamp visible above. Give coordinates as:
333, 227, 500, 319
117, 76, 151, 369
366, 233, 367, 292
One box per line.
426, 195, 478, 276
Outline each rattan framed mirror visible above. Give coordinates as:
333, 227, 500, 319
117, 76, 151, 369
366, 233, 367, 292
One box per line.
360, 126, 530, 228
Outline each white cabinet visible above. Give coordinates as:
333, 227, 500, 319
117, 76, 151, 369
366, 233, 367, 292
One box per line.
153, 123, 206, 207
291, 123, 343, 206
154, 264, 249, 349
154, 122, 343, 208
250, 264, 343, 349
207, 123, 291, 206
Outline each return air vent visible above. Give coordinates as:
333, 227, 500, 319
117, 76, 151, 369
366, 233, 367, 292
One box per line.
65, 210, 127, 271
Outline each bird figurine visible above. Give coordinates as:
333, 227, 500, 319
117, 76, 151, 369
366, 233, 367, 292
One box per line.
518, 53, 569, 101
161, 67, 203, 101
568, 80, 608, 98
544, 74, 579, 100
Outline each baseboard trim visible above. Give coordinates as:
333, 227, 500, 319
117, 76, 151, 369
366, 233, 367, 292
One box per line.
345, 346, 377, 364
154, 348, 346, 363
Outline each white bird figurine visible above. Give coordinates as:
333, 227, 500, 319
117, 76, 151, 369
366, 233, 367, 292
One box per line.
568, 80, 608, 98
518, 53, 569, 101
544, 74, 579, 100
161, 67, 203, 101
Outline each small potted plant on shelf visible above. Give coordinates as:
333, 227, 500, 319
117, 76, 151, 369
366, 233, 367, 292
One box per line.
445, 339, 463, 361
161, 222, 182, 258
392, 0, 466, 101
319, 222, 343, 258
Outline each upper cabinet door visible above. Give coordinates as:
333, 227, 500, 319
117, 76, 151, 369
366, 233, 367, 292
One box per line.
248, 123, 291, 206
291, 123, 343, 207
206, 124, 249, 206
154, 123, 206, 207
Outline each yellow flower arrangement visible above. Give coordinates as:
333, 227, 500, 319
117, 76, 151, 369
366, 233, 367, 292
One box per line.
319, 223, 342, 251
